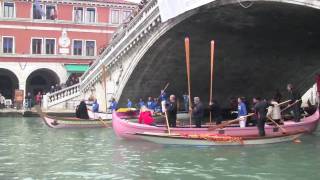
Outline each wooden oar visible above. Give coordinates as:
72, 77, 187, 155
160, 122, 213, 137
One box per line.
102, 66, 108, 112
267, 116, 287, 134
278, 100, 291, 106
264, 100, 291, 111
281, 99, 302, 113
208, 113, 255, 131
35, 105, 59, 125
209, 40, 215, 123
184, 37, 192, 127
34, 105, 45, 119
163, 82, 170, 92
164, 111, 171, 134
98, 117, 109, 128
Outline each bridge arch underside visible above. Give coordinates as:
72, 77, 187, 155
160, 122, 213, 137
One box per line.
120, 2, 320, 106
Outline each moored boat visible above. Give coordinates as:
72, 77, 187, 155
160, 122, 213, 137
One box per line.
41, 116, 111, 128
35, 106, 111, 128
112, 110, 319, 139
134, 131, 304, 146
87, 109, 112, 120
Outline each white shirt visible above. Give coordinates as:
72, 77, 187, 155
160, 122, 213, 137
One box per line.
267, 101, 281, 120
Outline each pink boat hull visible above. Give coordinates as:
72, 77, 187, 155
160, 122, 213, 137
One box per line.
112, 111, 319, 139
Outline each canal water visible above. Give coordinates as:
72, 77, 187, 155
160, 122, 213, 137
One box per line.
0, 117, 319, 180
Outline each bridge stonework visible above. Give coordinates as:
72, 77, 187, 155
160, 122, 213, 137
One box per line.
78, 0, 320, 110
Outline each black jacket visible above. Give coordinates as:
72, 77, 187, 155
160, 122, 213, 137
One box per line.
192, 102, 204, 119
166, 101, 177, 120
254, 101, 268, 119
76, 101, 89, 119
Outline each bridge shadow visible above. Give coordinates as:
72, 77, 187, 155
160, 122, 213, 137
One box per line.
120, 2, 320, 107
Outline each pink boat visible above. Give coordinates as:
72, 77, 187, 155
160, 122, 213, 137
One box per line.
112, 110, 319, 140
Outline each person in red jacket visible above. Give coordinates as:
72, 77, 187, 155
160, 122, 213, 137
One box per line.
138, 106, 155, 126
35, 91, 42, 106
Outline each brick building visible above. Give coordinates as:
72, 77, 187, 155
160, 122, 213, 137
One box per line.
0, 0, 136, 103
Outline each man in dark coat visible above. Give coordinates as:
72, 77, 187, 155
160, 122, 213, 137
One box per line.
192, 97, 204, 128
166, 95, 177, 127
209, 100, 222, 125
253, 97, 268, 136
76, 100, 89, 119
287, 84, 301, 122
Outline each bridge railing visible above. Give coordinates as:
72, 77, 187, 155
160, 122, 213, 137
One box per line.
47, 83, 81, 107
80, 0, 158, 91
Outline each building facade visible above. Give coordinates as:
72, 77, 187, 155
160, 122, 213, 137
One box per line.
0, 0, 136, 104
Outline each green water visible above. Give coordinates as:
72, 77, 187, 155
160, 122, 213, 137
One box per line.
0, 117, 319, 180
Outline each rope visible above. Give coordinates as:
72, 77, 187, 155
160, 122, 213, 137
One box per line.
238, 0, 254, 9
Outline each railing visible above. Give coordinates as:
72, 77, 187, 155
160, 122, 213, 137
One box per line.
80, 0, 159, 91
47, 83, 81, 107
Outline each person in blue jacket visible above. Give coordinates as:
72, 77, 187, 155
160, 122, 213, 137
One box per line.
138, 98, 145, 108
237, 97, 247, 128
147, 96, 154, 110
92, 99, 99, 113
109, 98, 118, 111
127, 98, 132, 108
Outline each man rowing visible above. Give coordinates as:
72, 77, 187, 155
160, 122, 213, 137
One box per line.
287, 84, 301, 122
253, 97, 268, 136
191, 97, 204, 128
166, 95, 177, 127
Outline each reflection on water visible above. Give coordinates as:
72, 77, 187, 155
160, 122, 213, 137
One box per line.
0, 117, 319, 180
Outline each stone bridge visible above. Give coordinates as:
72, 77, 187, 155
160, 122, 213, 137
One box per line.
48, 0, 320, 110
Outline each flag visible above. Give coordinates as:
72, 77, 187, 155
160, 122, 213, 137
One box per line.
35, 0, 45, 17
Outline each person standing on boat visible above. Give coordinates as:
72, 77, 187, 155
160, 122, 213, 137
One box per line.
166, 95, 178, 127
182, 92, 189, 112
138, 106, 155, 126
92, 99, 99, 113
109, 98, 118, 112
253, 97, 268, 136
147, 96, 154, 110
160, 90, 167, 113
138, 98, 145, 109
127, 99, 133, 108
287, 84, 301, 122
76, 100, 89, 119
153, 97, 161, 113
191, 97, 204, 128
237, 97, 247, 128
209, 100, 223, 125
267, 97, 282, 125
